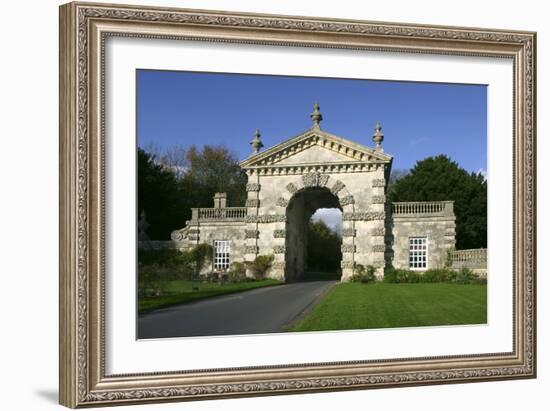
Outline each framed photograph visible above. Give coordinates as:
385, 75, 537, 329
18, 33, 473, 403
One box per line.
59, 1, 537, 408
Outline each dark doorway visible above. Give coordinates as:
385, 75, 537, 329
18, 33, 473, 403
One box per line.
284, 187, 342, 282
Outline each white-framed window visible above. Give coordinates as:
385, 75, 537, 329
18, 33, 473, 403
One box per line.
409, 237, 428, 270
213, 240, 230, 271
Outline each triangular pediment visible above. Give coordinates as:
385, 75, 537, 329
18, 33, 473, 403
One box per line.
240, 127, 392, 169
274, 144, 359, 165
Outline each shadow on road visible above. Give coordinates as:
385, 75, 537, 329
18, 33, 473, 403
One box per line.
301, 271, 341, 282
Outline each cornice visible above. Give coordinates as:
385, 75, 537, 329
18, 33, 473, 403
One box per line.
240, 128, 392, 169
245, 160, 388, 175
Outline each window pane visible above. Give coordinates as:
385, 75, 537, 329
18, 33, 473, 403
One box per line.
214, 240, 231, 270
408, 237, 427, 269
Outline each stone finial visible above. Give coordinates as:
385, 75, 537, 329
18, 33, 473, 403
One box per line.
250, 129, 263, 154
310, 101, 323, 128
372, 121, 384, 151
213, 192, 227, 208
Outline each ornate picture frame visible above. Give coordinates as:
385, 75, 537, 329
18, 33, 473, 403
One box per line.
59, 2, 536, 408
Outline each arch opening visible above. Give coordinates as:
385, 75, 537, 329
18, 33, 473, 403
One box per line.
284, 187, 343, 282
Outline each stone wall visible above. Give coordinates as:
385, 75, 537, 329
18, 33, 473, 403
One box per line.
248, 166, 388, 281
388, 202, 456, 270
188, 221, 247, 272
165, 199, 457, 279
451, 248, 487, 277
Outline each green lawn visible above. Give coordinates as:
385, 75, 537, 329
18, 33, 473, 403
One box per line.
139, 279, 282, 314
291, 283, 487, 332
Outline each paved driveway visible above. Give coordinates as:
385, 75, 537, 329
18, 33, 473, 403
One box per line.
138, 281, 336, 339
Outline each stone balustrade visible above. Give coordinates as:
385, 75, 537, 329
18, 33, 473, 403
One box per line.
391, 201, 454, 217
192, 207, 248, 221
451, 248, 487, 268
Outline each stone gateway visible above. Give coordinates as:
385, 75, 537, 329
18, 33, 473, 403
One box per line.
169, 104, 456, 281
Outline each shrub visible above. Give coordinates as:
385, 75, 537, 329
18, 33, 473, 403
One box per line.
190, 243, 213, 277
350, 264, 377, 283
384, 268, 414, 283
228, 261, 247, 282
422, 268, 453, 283
138, 249, 194, 277
138, 249, 189, 269
136, 244, 218, 297
407, 271, 422, 283
138, 263, 164, 297
138, 244, 214, 283
473, 276, 488, 285
396, 269, 411, 283
249, 254, 274, 279
383, 269, 397, 283
383, 267, 480, 284
454, 267, 477, 284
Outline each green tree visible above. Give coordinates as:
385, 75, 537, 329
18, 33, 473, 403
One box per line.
306, 220, 342, 272
137, 148, 185, 240
184, 145, 247, 207
138, 145, 248, 240
388, 155, 487, 250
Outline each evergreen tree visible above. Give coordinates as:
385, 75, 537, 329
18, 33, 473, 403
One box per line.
388, 155, 487, 250
137, 148, 184, 239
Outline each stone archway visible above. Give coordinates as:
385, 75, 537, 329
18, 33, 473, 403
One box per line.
268, 171, 360, 282
238, 107, 393, 282
283, 186, 342, 282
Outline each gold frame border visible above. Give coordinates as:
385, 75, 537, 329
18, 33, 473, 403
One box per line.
59, 2, 536, 408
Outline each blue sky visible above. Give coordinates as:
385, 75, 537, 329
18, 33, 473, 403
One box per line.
137, 69, 487, 174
